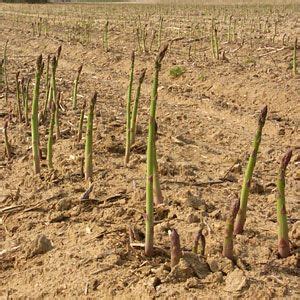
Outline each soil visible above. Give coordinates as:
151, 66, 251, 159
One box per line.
0, 2, 299, 299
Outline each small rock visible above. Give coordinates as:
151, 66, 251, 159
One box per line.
27, 234, 53, 258
224, 268, 247, 292
92, 279, 100, 291
56, 198, 72, 211
207, 256, 234, 274
185, 191, 206, 211
250, 180, 265, 194
203, 271, 223, 283
166, 258, 194, 283
104, 254, 121, 266
48, 212, 70, 223
183, 252, 210, 278
226, 173, 238, 182
231, 162, 242, 174
209, 209, 221, 219
278, 128, 285, 136
187, 213, 200, 223
166, 252, 210, 283
152, 264, 169, 280
185, 277, 200, 288
264, 182, 276, 194
148, 277, 161, 289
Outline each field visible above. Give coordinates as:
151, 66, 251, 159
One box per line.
0, 1, 299, 298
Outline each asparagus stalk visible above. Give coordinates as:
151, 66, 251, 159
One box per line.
72, 64, 83, 110
31, 54, 43, 174
47, 103, 56, 169
48, 46, 61, 110
84, 92, 97, 182
0, 59, 4, 88
277, 149, 292, 258
211, 20, 216, 59
21, 77, 25, 106
103, 21, 109, 52
24, 78, 30, 126
4, 40, 8, 104
16, 71, 22, 122
293, 38, 298, 76
3, 120, 12, 160
56, 45, 62, 63
234, 106, 268, 234
130, 68, 146, 146
170, 229, 182, 268
49, 56, 57, 113
158, 16, 163, 50
145, 44, 168, 257
124, 51, 135, 166
214, 28, 220, 60
153, 120, 163, 205
55, 91, 61, 140
43, 54, 51, 117
223, 199, 240, 260
77, 99, 86, 142
193, 229, 206, 256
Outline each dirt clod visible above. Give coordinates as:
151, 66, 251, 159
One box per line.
26, 235, 53, 258
224, 268, 247, 292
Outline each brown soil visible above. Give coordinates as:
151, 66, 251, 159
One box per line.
0, 2, 299, 299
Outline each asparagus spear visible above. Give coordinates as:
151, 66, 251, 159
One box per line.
130, 68, 146, 146
84, 92, 97, 182
170, 229, 182, 268
124, 51, 135, 166
72, 64, 83, 110
145, 44, 168, 257
31, 55, 43, 174
277, 149, 292, 258
3, 120, 12, 160
47, 103, 56, 169
234, 106, 268, 234
223, 199, 240, 260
